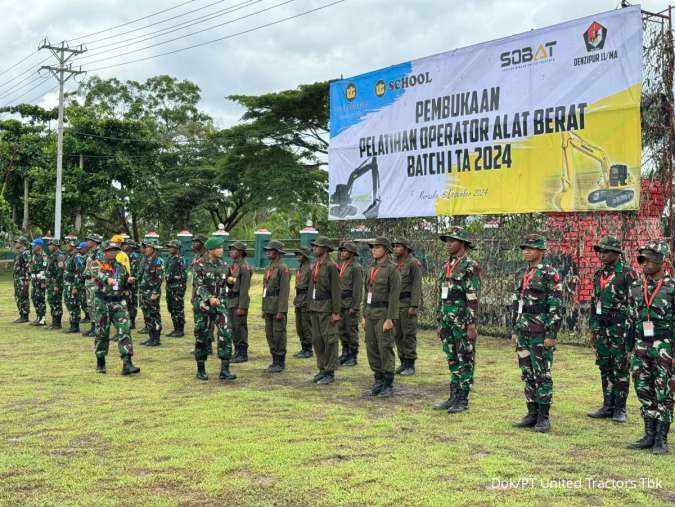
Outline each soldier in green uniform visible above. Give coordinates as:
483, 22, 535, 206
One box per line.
190, 234, 212, 353
165, 240, 187, 337
29, 238, 48, 326
432, 227, 481, 414
262, 240, 291, 373
308, 237, 341, 384
63, 240, 85, 333
78, 242, 91, 325
139, 238, 164, 347
362, 237, 401, 398
627, 241, 673, 454
12, 236, 31, 323
227, 241, 252, 362
122, 240, 140, 329
337, 242, 363, 367
293, 247, 314, 359
587, 236, 637, 423
92, 241, 140, 376
192, 237, 237, 382
392, 239, 423, 376
46, 239, 65, 330
82, 234, 103, 336
511, 234, 563, 433
137, 242, 149, 334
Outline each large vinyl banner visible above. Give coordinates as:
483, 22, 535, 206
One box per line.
328, 6, 642, 220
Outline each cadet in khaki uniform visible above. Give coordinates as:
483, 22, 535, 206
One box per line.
337, 242, 363, 367
308, 237, 341, 385
392, 239, 423, 376
293, 247, 314, 359
227, 241, 252, 363
362, 237, 401, 398
262, 240, 291, 373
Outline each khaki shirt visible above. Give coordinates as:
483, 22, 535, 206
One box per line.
293, 261, 311, 308
308, 257, 341, 314
363, 257, 401, 320
226, 258, 252, 310
262, 258, 290, 314
396, 254, 423, 308
338, 258, 363, 311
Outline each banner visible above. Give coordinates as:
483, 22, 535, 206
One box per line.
328, 6, 642, 220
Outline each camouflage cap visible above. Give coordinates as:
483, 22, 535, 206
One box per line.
593, 235, 622, 254
311, 236, 335, 251
192, 234, 208, 244
338, 241, 359, 256
391, 238, 414, 252
102, 241, 122, 252
67, 239, 78, 247
165, 240, 181, 249
638, 240, 669, 264
439, 226, 474, 249
124, 239, 138, 248
367, 237, 392, 252
143, 238, 159, 248
264, 240, 286, 254
520, 233, 547, 251
204, 237, 225, 251
15, 236, 29, 247
85, 233, 102, 243
229, 241, 248, 257
48, 238, 61, 247
295, 246, 312, 259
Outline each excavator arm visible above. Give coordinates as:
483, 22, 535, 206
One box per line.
330, 157, 381, 218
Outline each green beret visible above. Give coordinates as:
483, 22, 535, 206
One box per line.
205, 237, 225, 251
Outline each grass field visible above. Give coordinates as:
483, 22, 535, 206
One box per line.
0, 272, 673, 506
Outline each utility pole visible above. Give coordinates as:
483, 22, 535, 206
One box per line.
38, 39, 86, 240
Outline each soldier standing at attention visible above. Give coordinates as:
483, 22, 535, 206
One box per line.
262, 240, 290, 373
293, 247, 314, 359
63, 239, 85, 333
165, 240, 187, 337
587, 236, 637, 423
511, 234, 563, 434
12, 236, 31, 323
46, 239, 65, 330
123, 240, 141, 329
308, 237, 341, 384
362, 237, 401, 398
92, 241, 140, 376
78, 242, 91, 325
82, 234, 103, 337
432, 227, 481, 414
337, 242, 363, 367
29, 238, 49, 327
139, 239, 164, 347
190, 234, 211, 353
227, 241, 252, 363
392, 239, 423, 376
137, 242, 149, 334
627, 241, 673, 454
192, 237, 237, 382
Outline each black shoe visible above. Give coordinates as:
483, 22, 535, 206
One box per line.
612, 397, 627, 423
447, 389, 469, 413
395, 359, 406, 374
399, 359, 416, 376
368, 373, 384, 396
513, 402, 539, 427
146, 332, 161, 347
338, 346, 349, 364
232, 349, 249, 363
377, 373, 394, 398
266, 354, 284, 373
219, 360, 237, 381
173, 328, 184, 337
83, 324, 95, 337
294, 348, 313, 358
13, 315, 29, 324
628, 417, 657, 449
534, 404, 551, 433
587, 381, 614, 418
652, 421, 670, 455
312, 370, 327, 382
31, 316, 46, 326
196, 361, 208, 381
121, 356, 140, 375
63, 322, 80, 334
342, 351, 357, 367
316, 371, 335, 385
433, 384, 457, 410
96, 356, 106, 374
49, 318, 62, 330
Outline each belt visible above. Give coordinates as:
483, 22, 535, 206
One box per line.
597, 310, 628, 323
313, 293, 331, 301
341, 290, 353, 298
368, 301, 388, 308
95, 293, 124, 302
520, 304, 547, 314
442, 290, 466, 302
264, 288, 279, 297
399, 291, 411, 299
296, 288, 308, 295
227, 291, 240, 298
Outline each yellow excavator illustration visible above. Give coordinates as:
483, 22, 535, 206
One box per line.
556, 131, 635, 211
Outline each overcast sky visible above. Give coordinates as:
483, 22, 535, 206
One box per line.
0, 0, 671, 127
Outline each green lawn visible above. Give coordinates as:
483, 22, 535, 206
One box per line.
0, 272, 672, 506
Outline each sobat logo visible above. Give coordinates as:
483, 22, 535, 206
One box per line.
583, 21, 607, 52
375, 80, 386, 98
346, 83, 357, 102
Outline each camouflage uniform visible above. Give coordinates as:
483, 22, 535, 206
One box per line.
192, 237, 236, 381
262, 240, 291, 372
136, 248, 148, 332
124, 241, 142, 329
393, 239, 423, 376
165, 240, 187, 336
46, 239, 65, 329
511, 234, 563, 433
92, 241, 140, 375
83, 235, 104, 336
627, 241, 672, 454
190, 236, 210, 350
588, 236, 637, 422
12, 237, 31, 322
29, 240, 49, 325
63, 241, 86, 332
434, 227, 481, 413
227, 241, 252, 362
139, 240, 164, 346
337, 242, 363, 366
293, 247, 314, 357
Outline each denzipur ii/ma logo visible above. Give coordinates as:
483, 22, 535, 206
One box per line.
584, 21, 607, 52
375, 80, 386, 97
346, 83, 357, 102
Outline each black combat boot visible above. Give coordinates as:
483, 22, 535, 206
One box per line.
399, 359, 416, 376
433, 384, 457, 410
512, 402, 538, 427
395, 358, 406, 374
377, 373, 394, 398
31, 316, 46, 326
342, 349, 357, 367
316, 371, 335, 385
448, 389, 469, 413
173, 326, 184, 338
266, 354, 283, 373
121, 355, 140, 375
278, 353, 286, 370
96, 356, 106, 374
83, 323, 95, 337
219, 360, 237, 381
196, 361, 208, 381
232, 344, 249, 363
534, 404, 551, 433
13, 314, 29, 324
294, 347, 313, 358
587, 377, 613, 418
81, 313, 90, 324
64, 321, 80, 333
338, 345, 349, 364
146, 331, 161, 347
628, 417, 657, 449
49, 316, 62, 330
652, 421, 670, 455
312, 370, 327, 382
612, 396, 627, 423
368, 373, 384, 396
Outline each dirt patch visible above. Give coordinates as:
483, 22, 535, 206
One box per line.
659, 490, 675, 502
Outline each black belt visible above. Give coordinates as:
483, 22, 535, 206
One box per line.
227, 291, 240, 298
341, 290, 353, 298
399, 291, 411, 299
313, 293, 331, 301
640, 330, 672, 341
368, 301, 388, 308
442, 290, 466, 302
521, 304, 547, 314
296, 288, 307, 295
96, 293, 124, 302
597, 310, 628, 323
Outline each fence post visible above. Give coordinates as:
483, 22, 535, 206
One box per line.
177, 229, 193, 268
299, 226, 319, 249
212, 224, 230, 250
254, 228, 272, 268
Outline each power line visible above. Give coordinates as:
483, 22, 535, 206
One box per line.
0, 73, 43, 99
0, 55, 52, 92
84, 0, 344, 72
2, 77, 52, 107
0, 49, 39, 79
25, 84, 60, 105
